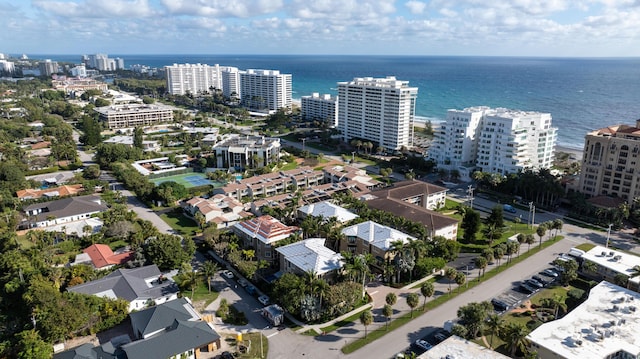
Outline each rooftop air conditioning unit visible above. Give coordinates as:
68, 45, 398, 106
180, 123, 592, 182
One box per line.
609, 251, 615, 256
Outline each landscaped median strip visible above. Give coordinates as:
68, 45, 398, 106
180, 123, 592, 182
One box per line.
340, 235, 564, 354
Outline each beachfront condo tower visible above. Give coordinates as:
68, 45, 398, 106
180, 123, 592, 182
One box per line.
429, 106, 557, 180
579, 120, 640, 205
239, 69, 292, 113
165, 63, 222, 96
301, 93, 338, 127
337, 76, 418, 151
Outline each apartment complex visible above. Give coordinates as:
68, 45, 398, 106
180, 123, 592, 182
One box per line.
337, 76, 417, 151
240, 69, 292, 112
220, 66, 241, 99
165, 63, 222, 96
581, 245, 640, 292
340, 220, 416, 268
82, 54, 124, 71
0, 59, 15, 73
210, 135, 281, 169
578, 120, 640, 205
39, 59, 59, 76
52, 76, 108, 94
527, 281, 640, 359
301, 93, 338, 127
430, 106, 557, 177
233, 215, 300, 263
94, 103, 174, 129
217, 166, 324, 201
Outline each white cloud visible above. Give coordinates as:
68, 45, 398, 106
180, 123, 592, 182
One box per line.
160, 0, 284, 18
405, 1, 427, 14
32, 0, 154, 18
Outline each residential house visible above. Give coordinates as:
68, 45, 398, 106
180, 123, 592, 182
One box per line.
73, 243, 134, 270
233, 215, 300, 263
16, 184, 84, 201
183, 194, 252, 228
371, 180, 447, 210
340, 221, 416, 269
21, 194, 107, 229
323, 165, 381, 191
67, 265, 179, 312
297, 201, 358, 224
276, 238, 343, 281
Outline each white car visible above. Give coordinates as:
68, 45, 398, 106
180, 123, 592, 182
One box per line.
258, 295, 270, 306
222, 270, 234, 279
414, 339, 432, 351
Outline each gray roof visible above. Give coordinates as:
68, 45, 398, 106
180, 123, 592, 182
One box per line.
122, 320, 220, 359
275, 238, 343, 275
341, 220, 416, 251
129, 298, 198, 339
68, 265, 178, 302
23, 194, 107, 223
297, 201, 358, 223
53, 342, 124, 359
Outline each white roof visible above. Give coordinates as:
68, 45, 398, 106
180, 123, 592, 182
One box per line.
298, 201, 358, 223
45, 218, 103, 237
341, 221, 415, 251
527, 281, 640, 359
583, 245, 640, 286
419, 335, 510, 359
275, 238, 343, 275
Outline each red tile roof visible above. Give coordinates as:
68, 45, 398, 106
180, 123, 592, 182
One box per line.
83, 244, 133, 269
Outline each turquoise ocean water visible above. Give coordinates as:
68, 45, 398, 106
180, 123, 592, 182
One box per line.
36, 54, 640, 150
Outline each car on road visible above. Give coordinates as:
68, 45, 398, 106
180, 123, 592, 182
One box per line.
518, 283, 537, 294
503, 204, 517, 213
258, 295, 270, 306
237, 278, 248, 287
491, 298, 509, 312
414, 339, 432, 351
541, 269, 559, 277
525, 278, 544, 289
222, 270, 234, 279
245, 285, 257, 295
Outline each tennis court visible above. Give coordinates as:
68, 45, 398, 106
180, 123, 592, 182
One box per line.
150, 172, 220, 188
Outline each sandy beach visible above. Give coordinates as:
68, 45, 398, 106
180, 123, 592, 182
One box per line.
556, 145, 583, 161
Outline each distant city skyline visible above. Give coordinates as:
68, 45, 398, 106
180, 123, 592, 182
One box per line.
1, 0, 640, 57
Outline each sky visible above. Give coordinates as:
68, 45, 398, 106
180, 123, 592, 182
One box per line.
1, 0, 640, 57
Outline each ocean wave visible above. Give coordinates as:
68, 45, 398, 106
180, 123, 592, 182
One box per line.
415, 116, 445, 124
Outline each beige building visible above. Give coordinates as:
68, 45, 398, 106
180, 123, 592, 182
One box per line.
182, 194, 252, 228
232, 215, 300, 263
94, 103, 174, 129
579, 120, 640, 205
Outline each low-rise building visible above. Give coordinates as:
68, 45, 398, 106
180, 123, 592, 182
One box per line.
94, 103, 174, 129
581, 245, 640, 292
323, 165, 381, 190
67, 265, 179, 312
52, 76, 108, 94
233, 215, 300, 263
297, 201, 358, 224
103, 135, 161, 152
340, 221, 416, 268
21, 194, 107, 229
276, 237, 343, 281
418, 335, 510, 359
73, 243, 133, 270
210, 134, 280, 169
16, 184, 84, 201
527, 281, 640, 359
183, 194, 252, 228
370, 180, 447, 210
218, 166, 323, 201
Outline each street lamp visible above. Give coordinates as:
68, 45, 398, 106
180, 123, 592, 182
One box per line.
528, 202, 535, 228
260, 326, 270, 359
606, 224, 613, 248
467, 185, 474, 209
302, 138, 306, 152
351, 151, 356, 163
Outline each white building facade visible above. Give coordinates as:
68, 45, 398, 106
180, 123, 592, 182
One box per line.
239, 69, 292, 112
165, 63, 222, 96
337, 76, 417, 151
301, 93, 338, 127
221, 66, 241, 100
430, 107, 557, 177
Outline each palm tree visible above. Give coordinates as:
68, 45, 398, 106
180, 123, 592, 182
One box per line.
629, 265, 640, 279
485, 313, 504, 349
475, 256, 488, 278
582, 261, 598, 276
406, 293, 419, 318
420, 282, 435, 311
455, 272, 466, 293
536, 224, 547, 248
445, 267, 457, 294
525, 233, 536, 251
501, 322, 530, 357
360, 309, 373, 338
201, 261, 219, 293
385, 292, 397, 307
382, 304, 393, 330
541, 294, 567, 318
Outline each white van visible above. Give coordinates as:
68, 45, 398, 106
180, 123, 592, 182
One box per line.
567, 248, 586, 258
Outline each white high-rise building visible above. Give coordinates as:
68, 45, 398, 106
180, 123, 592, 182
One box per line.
0, 60, 15, 73
429, 107, 557, 177
70, 65, 87, 78
337, 76, 417, 151
221, 66, 241, 100
165, 63, 222, 96
301, 93, 338, 127
239, 69, 292, 112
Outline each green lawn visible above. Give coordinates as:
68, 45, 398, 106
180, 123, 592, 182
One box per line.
181, 282, 219, 309
16, 235, 35, 250
279, 161, 298, 171
224, 332, 269, 359
159, 211, 200, 236
575, 243, 596, 252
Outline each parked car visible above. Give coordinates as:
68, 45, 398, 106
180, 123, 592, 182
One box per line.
258, 295, 270, 306
237, 278, 248, 287
491, 298, 509, 312
433, 330, 451, 343
532, 275, 548, 285
222, 270, 234, 279
541, 269, 559, 277
525, 278, 544, 289
414, 339, 432, 351
245, 285, 257, 295
519, 283, 537, 294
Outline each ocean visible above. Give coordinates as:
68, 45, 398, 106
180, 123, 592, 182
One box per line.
36, 54, 640, 150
